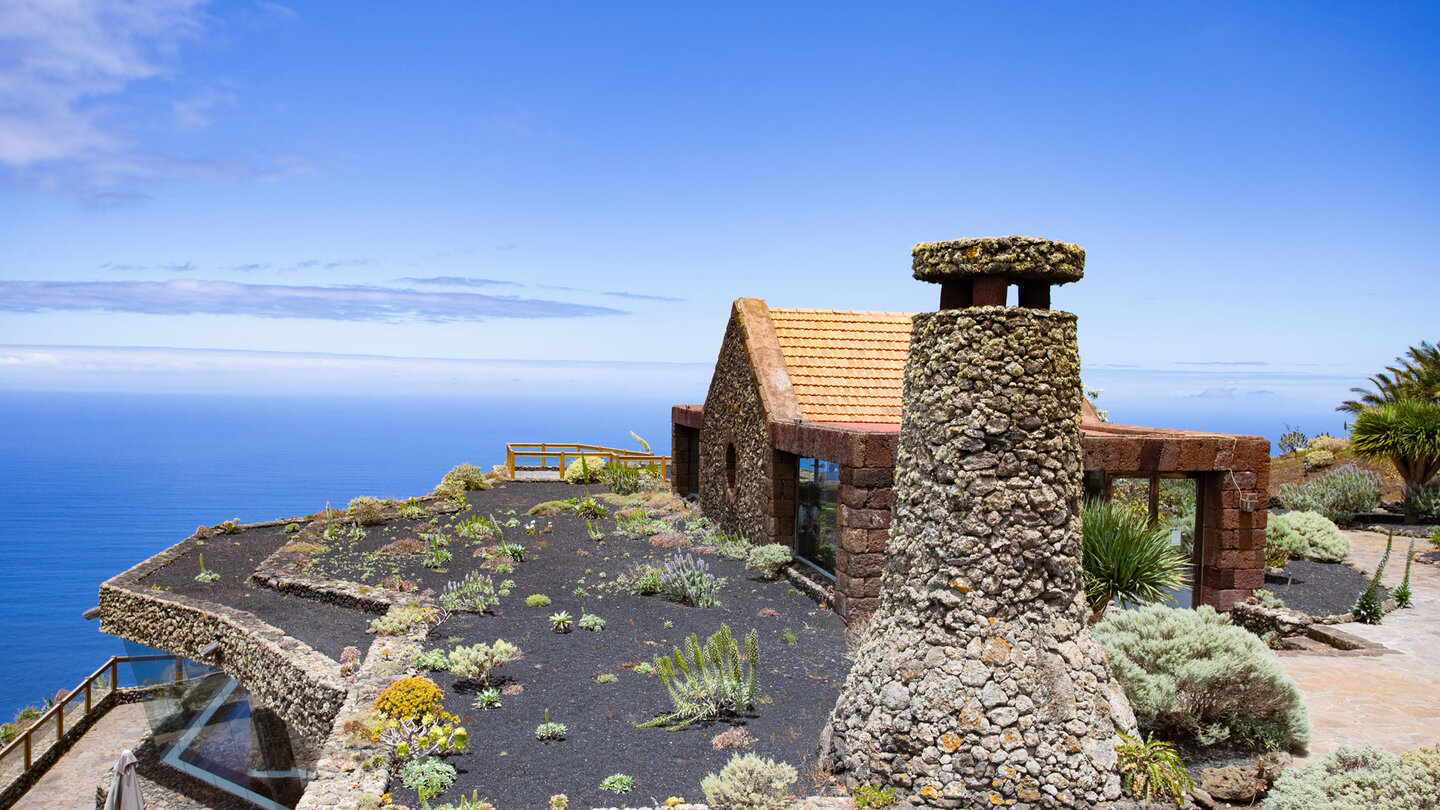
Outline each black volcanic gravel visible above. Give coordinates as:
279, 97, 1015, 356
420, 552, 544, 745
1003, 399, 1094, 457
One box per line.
1264, 559, 1386, 618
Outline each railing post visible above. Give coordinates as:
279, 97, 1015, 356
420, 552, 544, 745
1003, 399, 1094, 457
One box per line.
56, 703, 63, 740
23, 732, 30, 770
507, 446, 514, 479
110, 659, 118, 696
85, 680, 92, 713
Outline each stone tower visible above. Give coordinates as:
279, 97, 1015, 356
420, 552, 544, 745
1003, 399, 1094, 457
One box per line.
822, 237, 1135, 808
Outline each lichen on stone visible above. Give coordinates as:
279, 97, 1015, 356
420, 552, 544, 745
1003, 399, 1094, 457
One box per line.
912, 236, 1085, 284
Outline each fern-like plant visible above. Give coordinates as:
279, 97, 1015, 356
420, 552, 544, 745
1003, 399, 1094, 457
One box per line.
637, 625, 758, 731
1353, 530, 1394, 625
1117, 732, 1193, 805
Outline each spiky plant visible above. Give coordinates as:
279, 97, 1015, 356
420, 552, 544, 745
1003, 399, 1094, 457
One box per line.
636, 625, 758, 731
1353, 530, 1394, 625
1394, 535, 1416, 608
1339, 341, 1440, 414
1117, 732, 1193, 805
1081, 499, 1191, 620
1349, 399, 1440, 522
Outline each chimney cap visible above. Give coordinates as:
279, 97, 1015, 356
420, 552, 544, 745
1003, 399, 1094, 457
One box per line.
912, 236, 1084, 285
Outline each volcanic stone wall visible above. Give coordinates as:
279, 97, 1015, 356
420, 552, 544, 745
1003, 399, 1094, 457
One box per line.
824, 308, 1134, 808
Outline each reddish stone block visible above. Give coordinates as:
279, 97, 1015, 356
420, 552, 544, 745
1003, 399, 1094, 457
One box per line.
840, 528, 869, 553
848, 552, 885, 579
1158, 442, 1180, 472
839, 465, 854, 486
845, 433, 869, 468
866, 529, 891, 553
865, 488, 895, 510
853, 467, 894, 488
858, 576, 884, 598
1233, 568, 1265, 590
866, 434, 897, 467
839, 484, 867, 508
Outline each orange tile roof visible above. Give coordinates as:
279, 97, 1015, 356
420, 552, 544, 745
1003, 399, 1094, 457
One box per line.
768, 308, 915, 424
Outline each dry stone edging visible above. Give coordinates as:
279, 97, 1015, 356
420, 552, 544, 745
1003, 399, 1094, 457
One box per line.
98, 532, 349, 744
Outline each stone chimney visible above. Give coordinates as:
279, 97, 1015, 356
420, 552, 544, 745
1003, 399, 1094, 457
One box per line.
822, 237, 1135, 808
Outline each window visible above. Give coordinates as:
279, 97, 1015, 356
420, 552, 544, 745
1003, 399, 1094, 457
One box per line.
724, 443, 737, 495
794, 457, 839, 578
1102, 473, 1202, 609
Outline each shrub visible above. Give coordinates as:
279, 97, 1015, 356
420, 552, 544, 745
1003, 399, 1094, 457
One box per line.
716, 530, 753, 560
455, 515, 499, 540
700, 752, 796, 810
369, 605, 436, 636
1395, 536, 1416, 608
448, 640, 520, 684
1303, 450, 1336, 470
439, 572, 497, 613
1406, 482, 1440, 518
620, 563, 665, 595
1266, 517, 1308, 564
1264, 745, 1440, 810
578, 612, 605, 632
535, 709, 566, 741
1117, 731, 1192, 804
711, 726, 756, 750
563, 456, 606, 484
599, 773, 634, 794
616, 509, 669, 540
415, 649, 449, 671
422, 533, 452, 568
1354, 531, 1393, 625
853, 784, 896, 808
1277, 465, 1384, 523
348, 496, 385, 525
639, 625, 758, 731
435, 463, 493, 497
658, 552, 725, 608
401, 756, 456, 809
525, 594, 551, 607
1279, 424, 1308, 455
1092, 605, 1309, 751
1081, 499, 1190, 617
1268, 511, 1351, 562
600, 462, 643, 495
374, 677, 444, 721
379, 537, 424, 555
1308, 435, 1350, 454
745, 544, 793, 579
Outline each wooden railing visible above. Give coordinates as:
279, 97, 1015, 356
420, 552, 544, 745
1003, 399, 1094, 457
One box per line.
0, 653, 180, 778
506, 442, 670, 481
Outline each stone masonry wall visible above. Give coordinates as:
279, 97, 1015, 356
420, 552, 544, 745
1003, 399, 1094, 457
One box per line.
99, 532, 349, 743
824, 308, 1135, 808
701, 308, 780, 543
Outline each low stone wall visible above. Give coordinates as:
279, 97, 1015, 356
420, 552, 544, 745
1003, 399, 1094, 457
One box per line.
99, 528, 349, 743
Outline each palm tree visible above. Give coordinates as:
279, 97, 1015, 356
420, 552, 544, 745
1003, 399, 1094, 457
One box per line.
1349, 399, 1440, 523
1339, 341, 1440, 414
1081, 499, 1191, 620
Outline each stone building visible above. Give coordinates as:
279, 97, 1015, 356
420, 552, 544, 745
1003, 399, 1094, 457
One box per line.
671, 298, 1269, 621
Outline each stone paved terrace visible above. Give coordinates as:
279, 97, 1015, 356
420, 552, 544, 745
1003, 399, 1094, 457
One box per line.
12, 703, 149, 810
1280, 529, 1440, 759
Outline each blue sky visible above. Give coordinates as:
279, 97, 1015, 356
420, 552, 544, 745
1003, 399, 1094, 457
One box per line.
1, 1, 1436, 438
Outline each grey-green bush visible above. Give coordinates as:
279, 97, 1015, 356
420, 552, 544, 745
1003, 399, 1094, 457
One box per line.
1269, 510, 1351, 562
1264, 745, 1440, 810
563, 456, 606, 484
745, 544, 793, 579
1093, 605, 1309, 751
700, 752, 797, 810
1276, 464, 1383, 523
1266, 516, 1308, 563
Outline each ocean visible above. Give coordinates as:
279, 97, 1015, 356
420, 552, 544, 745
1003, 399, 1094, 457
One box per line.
0, 387, 1344, 720
0, 390, 675, 720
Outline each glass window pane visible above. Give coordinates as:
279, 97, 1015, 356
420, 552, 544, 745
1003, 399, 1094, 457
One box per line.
795, 458, 838, 577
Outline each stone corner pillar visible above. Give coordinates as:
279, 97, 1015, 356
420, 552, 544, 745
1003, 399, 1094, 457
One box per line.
822, 236, 1136, 809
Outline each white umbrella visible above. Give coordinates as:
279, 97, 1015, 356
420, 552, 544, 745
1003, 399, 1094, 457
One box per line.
103, 749, 146, 810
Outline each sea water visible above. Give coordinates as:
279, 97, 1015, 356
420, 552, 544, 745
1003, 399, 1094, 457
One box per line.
0, 391, 673, 720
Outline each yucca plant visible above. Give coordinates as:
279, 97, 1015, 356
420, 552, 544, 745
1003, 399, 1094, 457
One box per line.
1082, 499, 1191, 620
1349, 399, 1440, 523
637, 625, 758, 731
1117, 732, 1192, 805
